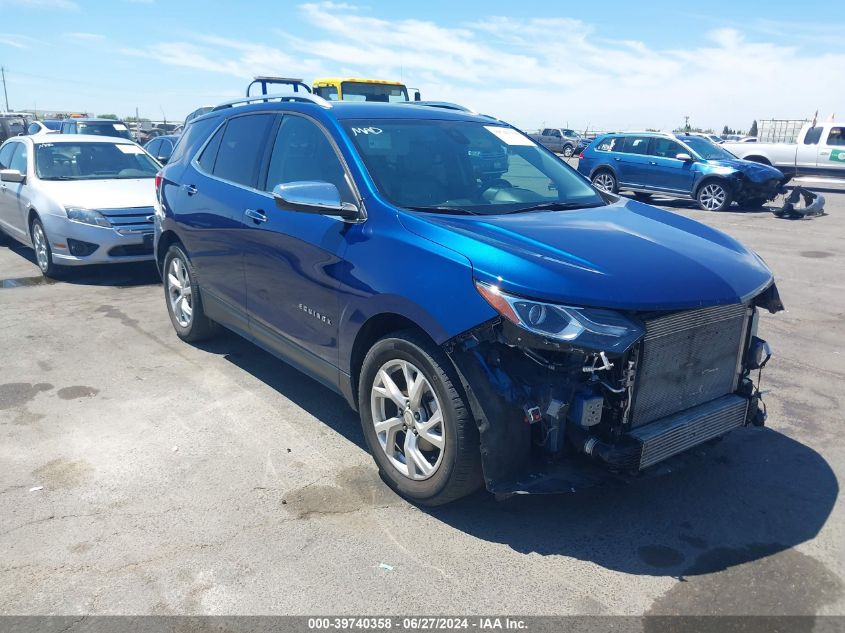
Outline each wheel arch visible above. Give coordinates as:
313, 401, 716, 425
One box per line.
589, 163, 618, 180
693, 174, 733, 198
348, 312, 438, 410
743, 155, 772, 166
156, 229, 183, 268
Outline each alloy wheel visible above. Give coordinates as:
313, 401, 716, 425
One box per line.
370, 359, 445, 481
32, 223, 49, 272
593, 173, 615, 192
699, 184, 727, 210
167, 256, 193, 328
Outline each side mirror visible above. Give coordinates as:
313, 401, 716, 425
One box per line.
413, 91, 421, 102
273, 181, 359, 220
157, 155, 169, 165
676, 153, 693, 162
0, 169, 25, 184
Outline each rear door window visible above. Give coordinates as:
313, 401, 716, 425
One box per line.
211, 114, 275, 188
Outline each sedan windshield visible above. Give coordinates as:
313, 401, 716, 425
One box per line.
344, 119, 604, 214
35, 142, 159, 180
683, 137, 736, 161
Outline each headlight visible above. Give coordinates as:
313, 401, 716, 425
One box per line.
65, 207, 111, 228
475, 281, 644, 352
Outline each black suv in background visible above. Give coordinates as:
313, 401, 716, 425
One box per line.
59, 118, 134, 141
0, 115, 27, 144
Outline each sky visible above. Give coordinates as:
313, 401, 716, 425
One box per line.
0, 0, 843, 133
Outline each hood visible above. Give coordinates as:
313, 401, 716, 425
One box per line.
398, 198, 773, 312
705, 158, 784, 182
37, 178, 156, 210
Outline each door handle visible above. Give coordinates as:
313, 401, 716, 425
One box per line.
245, 208, 268, 224
614, 157, 621, 161
182, 184, 198, 196
649, 161, 657, 165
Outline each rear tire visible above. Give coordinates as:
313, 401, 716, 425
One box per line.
562, 145, 574, 158
30, 217, 64, 278
592, 169, 618, 194
358, 331, 483, 506
163, 244, 220, 342
696, 181, 733, 211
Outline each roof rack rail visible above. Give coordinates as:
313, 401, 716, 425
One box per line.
620, 129, 673, 136
212, 92, 332, 111
400, 101, 476, 114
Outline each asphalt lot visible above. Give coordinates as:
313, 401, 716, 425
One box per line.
1, 181, 843, 618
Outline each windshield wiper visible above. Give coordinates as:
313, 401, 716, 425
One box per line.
39, 176, 77, 181
510, 201, 602, 213
404, 205, 478, 215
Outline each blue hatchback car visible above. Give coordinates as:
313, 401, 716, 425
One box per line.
154, 95, 782, 504
577, 132, 786, 211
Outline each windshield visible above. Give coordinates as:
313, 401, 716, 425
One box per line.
682, 137, 736, 161
35, 142, 159, 180
76, 121, 133, 140
344, 119, 605, 215
341, 82, 409, 102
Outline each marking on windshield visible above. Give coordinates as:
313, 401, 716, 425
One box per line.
351, 127, 383, 136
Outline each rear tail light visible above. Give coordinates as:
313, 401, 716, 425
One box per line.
578, 152, 585, 159
154, 171, 163, 192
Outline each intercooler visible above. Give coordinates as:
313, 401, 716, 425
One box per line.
630, 303, 750, 428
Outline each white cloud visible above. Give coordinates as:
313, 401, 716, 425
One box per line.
119, 3, 845, 132
0, 33, 37, 48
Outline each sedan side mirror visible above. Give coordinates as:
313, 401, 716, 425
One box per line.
157, 155, 169, 165
273, 181, 359, 220
0, 169, 25, 184
676, 153, 693, 162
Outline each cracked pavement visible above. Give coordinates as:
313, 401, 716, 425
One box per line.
1, 184, 844, 616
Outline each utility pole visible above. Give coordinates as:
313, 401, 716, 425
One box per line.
1, 67, 9, 112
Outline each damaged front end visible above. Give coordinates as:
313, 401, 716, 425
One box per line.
445, 281, 783, 495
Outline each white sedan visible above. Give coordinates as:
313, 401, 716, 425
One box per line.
0, 135, 160, 277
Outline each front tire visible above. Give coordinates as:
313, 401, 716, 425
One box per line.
30, 217, 63, 278
697, 181, 733, 211
358, 331, 483, 506
562, 145, 574, 158
163, 244, 220, 342
592, 169, 618, 194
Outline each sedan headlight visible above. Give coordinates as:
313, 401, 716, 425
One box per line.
475, 281, 644, 353
65, 207, 111, 228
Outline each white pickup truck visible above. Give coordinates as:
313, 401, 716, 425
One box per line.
723, 121, 845, 180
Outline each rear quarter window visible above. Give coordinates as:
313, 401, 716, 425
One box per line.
170, 115, 222, 166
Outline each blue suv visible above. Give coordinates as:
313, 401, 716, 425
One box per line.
577, 132, 786, 211
155, 95, 781, 504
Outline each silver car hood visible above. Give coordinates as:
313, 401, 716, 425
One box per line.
37, 178, 156, 210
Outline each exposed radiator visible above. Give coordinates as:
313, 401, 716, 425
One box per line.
630, 303, 749, 427
631, 394, 749, 469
